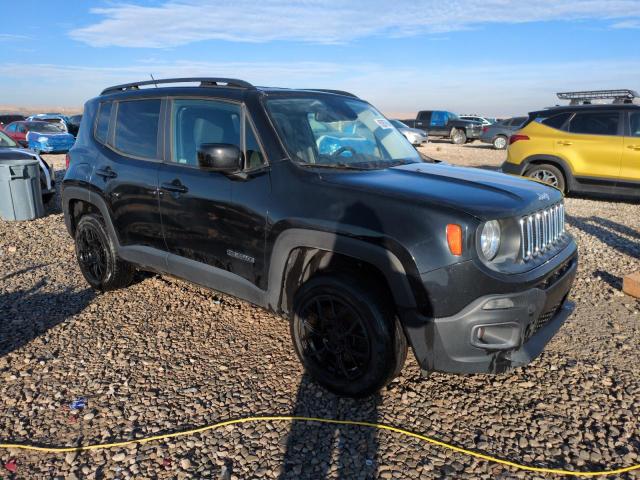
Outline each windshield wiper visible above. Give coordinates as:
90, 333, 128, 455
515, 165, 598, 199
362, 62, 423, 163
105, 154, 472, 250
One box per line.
297, 162, 369, 170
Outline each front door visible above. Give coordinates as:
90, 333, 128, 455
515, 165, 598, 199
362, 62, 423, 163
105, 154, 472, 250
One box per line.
158, 98, 239, 268
621, 111, 640, 189
158, 98, 270, 288
556, 110, 622, 184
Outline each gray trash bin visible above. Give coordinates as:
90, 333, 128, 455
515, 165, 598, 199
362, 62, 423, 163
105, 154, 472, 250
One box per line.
0, 159, 45, 221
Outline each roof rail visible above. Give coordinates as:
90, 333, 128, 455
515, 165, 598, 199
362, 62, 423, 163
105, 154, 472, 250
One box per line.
305, 89, 359, 98
557, 89, 638, 105
101, 77, 254, 95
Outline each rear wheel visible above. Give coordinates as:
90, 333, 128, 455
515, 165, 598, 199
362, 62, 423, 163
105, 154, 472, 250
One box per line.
451, 128, 467, 145
290, 274, 407, 397
493, 135, 508, 150
75, 214, 135, 291
525, 164, 566, 193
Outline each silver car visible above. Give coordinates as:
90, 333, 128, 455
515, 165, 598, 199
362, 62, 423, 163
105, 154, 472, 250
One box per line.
391, 120, 428, 145
480, 116, 527, 149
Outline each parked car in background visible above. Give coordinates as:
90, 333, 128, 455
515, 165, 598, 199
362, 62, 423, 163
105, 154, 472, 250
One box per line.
403, 111, 483, 144
3, 121, 75, 153
0, 130, 55, 202
460, 115, 497, 126
67, 114, 82, 137
0, 114, 26, 128
26, 114, 71, 133
480, 116, 528, 149
63, 77, 577, 397
502, 104, 640, 197
390, 119, 428, 145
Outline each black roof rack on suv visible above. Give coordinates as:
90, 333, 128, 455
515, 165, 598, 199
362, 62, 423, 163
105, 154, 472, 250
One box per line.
101, 77, 254, 96
305, 89, 359, 98
557, 89, 638, 105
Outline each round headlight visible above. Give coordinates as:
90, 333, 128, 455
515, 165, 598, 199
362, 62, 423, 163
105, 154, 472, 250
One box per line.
480, 220, 501, 260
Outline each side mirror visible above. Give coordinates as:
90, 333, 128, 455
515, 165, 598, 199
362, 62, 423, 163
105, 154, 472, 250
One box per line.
197, 143, 242, 172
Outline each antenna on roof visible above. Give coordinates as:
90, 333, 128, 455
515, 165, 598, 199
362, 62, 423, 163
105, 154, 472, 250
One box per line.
150, 74, 158, 88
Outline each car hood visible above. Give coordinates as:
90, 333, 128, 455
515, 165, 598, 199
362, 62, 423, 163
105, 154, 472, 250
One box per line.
0, 148, 38, 161
320, 162, 563, 220
401, 127, 427, 135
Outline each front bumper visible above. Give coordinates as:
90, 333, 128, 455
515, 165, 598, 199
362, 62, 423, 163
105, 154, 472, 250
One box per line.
402, 248, 577, 374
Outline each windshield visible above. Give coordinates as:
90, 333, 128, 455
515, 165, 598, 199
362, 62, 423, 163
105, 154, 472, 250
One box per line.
266, 96, 421, 169
0, 131, 18, 147
28, 122, 65, 133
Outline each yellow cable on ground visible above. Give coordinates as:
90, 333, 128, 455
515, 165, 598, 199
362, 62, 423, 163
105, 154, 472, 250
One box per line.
1, 416, 639, 477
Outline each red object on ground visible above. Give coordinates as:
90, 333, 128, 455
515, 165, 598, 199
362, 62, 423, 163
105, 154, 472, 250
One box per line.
4, 458, 17, 473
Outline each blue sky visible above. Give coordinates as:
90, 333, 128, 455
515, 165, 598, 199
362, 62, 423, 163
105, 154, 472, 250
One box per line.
1, 0, 640, 116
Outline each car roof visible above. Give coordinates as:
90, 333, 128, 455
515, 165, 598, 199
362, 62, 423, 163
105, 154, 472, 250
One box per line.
530, 103, 640, 116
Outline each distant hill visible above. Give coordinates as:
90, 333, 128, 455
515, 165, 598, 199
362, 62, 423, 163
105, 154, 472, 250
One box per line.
0, 105, 83, 116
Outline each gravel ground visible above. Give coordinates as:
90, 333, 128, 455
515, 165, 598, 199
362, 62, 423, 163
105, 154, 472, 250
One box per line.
0, 150, 639, 479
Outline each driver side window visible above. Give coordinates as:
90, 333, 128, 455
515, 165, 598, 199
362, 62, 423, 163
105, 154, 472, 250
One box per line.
171, 99, 241, 167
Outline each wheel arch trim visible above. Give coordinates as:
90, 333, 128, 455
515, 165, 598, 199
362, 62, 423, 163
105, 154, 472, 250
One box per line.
267, 228, 418, 313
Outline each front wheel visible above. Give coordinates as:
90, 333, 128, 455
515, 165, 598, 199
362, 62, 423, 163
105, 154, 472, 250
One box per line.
525, 164, 566, 193
451, 128, 467, 145
75, 214, 135, 291
290, 274, 407, 397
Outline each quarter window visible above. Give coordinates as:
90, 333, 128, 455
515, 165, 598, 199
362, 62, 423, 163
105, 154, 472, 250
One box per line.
95, 102, 112, 144
540, 113, 571, 130
114, 99, 161, 158
171, 99, 241, 166
629, 112, 640, 137
568, 112, 619, 136
5, 123, 16, 133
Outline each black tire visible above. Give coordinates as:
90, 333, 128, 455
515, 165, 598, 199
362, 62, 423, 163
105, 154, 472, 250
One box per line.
525, 163, 566, 193
290, 274, 407, 397
451, 128, 467, 145
74, 214, 135, 291
492, 135, 508, 150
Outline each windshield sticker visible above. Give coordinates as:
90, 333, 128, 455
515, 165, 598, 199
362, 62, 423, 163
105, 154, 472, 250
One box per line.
374, 118, 393, 129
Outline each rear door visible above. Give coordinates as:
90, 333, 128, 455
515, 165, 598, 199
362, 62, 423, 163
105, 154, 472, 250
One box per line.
430, 111, 451, 136
95, 98, 164, 249
556, 110, 622, 184
620, 111, 640, 190
414, 111, 431, 132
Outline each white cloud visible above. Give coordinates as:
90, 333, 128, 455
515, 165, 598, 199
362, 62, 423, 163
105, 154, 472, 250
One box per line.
0, 34, 30, 41
2, 59, 639, 116
611, 19, 640, 28
69, 0, 640, 48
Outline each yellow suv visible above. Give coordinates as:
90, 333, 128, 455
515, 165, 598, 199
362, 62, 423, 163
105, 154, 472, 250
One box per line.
502, 105, 640, 197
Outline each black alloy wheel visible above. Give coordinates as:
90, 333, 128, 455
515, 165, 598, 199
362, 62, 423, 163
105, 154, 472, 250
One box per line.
77, 222, 108, 285
297, 294, 371, 382
291, 274, 407, 397
74, 214, 135, 291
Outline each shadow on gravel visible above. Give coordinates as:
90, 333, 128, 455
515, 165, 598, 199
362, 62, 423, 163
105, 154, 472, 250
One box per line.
279, 375, 381, 479
0, 277, 95, 357
566, 215, 640, 259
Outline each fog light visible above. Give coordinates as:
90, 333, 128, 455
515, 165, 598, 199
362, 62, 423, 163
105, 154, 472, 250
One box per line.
482, 298, 515, 310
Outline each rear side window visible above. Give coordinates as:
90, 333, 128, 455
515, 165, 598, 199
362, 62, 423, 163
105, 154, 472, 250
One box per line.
539, 112, 572, 130
511, 117, 527, 127
568, 112, 619, 136
430, 111, 447, 126
95, 102, 112, 144
630, 112, 640, 137
114, 99, 161, 158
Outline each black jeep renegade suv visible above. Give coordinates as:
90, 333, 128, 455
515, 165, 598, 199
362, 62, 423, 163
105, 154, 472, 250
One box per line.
62, 78, 578, 397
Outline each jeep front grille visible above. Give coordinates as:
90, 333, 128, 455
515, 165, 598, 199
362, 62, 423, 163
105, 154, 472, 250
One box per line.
519, 203, 565, 261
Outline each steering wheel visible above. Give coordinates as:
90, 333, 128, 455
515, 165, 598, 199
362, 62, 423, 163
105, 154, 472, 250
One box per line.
331, 146, 357, 157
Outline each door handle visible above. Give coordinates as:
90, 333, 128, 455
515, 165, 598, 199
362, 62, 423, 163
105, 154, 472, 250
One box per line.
557, 141, 572, 146
161, 181, 188, 194
95, 167, 117, 179
626, 145, 640, 151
